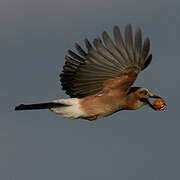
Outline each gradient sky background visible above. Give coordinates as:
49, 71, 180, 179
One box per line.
1, 0, 180, 179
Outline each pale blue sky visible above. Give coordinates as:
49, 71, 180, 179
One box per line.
0, 0, 180, 179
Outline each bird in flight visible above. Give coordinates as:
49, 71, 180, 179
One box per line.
15, 24, 166, 120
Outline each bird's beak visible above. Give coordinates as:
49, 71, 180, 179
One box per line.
140, 93, 161, 110
149, 94, 161, 99
140, 98, 157, 110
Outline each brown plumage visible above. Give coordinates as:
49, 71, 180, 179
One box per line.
15, 24, 166, 120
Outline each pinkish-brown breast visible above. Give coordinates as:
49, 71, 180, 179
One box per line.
79, 93, 127, 118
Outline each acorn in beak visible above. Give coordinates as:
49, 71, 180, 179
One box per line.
140, 94, 166, 111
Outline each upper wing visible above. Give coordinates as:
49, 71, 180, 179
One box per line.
60, 24, 152, 98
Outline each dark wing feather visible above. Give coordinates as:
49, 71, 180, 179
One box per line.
125, 24, 135, 62
60, 24, 152, 98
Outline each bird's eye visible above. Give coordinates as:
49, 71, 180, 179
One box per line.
141, 90, 148, 95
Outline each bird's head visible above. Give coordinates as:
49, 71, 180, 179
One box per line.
130, 87, 166, 110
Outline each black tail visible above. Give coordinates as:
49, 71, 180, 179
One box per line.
15, 102, 66, 111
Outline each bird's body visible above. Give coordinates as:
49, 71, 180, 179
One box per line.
79, 90, 141, 119
15, 24, 166, 120
49, 87, 150, 120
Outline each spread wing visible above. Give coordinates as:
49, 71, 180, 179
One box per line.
60, 24, 152, 98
